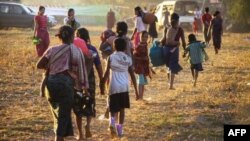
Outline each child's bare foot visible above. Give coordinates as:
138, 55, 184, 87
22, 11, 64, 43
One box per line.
169, 87, 175, 90
193, 82, 197, 87
110, 126, 117, 139
151, 68, 156, 74
40, 92, 45, 97
75, 135, 84, 141
85, 126, 92, 138
215, 49, 218, 54
104, 108, 109, 119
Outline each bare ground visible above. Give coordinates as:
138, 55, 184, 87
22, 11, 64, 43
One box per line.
0, 28, 250, 141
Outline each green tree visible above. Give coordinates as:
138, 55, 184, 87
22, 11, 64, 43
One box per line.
225, 0, 250, 31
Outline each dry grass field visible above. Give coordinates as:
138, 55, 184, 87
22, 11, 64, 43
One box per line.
0, 27, 250, 141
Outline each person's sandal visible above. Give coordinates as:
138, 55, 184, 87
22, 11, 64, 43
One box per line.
85, 126, 92, 138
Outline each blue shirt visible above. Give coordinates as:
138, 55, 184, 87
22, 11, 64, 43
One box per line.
87, 44, 101, 68
185, 42, 206, 64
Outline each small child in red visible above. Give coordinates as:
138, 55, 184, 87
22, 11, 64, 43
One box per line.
193, 17, 198, 36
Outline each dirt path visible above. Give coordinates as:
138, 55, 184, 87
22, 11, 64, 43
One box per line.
0, 30, 250, 141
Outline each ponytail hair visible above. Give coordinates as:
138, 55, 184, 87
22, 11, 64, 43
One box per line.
116, 21, 128, 37
76, 27, 91, 44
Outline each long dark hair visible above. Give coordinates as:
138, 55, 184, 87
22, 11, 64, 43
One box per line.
116, 21, 128, 37
134, 6, 143, 17
76, 27, 91, 44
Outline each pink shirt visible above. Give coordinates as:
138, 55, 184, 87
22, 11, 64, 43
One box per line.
73, 37, 90, 56
35, 15, 47, 29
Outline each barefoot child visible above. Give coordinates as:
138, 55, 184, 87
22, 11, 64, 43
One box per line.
183, 34, 206, 87
73, 28, 103, 140
133, 31, 150, 100
100, 21, 139, 120
162, 13, 186, 89
193, 17, 198, 36
101, 38, 136, 138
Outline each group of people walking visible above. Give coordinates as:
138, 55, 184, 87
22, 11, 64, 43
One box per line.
192, 7, 223, 54
34, 5, 223, 141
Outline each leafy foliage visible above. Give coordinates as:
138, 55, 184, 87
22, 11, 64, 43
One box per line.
225, 0, 250, 24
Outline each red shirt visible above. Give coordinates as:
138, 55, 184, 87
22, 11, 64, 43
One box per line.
193, 20, 198, 30
35, 15, 47, 29
202, 13, 212, 27
133, 42, 150, 75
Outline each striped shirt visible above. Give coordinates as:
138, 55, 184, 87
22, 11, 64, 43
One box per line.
35, 15, 47, 29
185, 42, 206, 64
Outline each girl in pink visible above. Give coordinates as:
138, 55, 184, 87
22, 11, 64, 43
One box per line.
34, 6, 50, 57
73, 36, 90, 57
193, 17, 199, 36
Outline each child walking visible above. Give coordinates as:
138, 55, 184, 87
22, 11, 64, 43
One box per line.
161, 13, 186, 89
133, 31, 150, 100
183, 34, 207, 87
74, 28, 104, 140
101, 38, 136, 138
193, 17, 199, 36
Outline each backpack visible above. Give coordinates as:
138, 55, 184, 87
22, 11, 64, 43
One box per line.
149, 41, 165, 67
100, 29, 116, 43
99, 41, 113, 58
99, 30, 116, 59
142, 12, 156, 24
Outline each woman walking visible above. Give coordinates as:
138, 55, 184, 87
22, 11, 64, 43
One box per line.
37, 25, 89, 141
34, 6, 50, 57
148, 8, 158, 43
131, 6, 146, 47
208, 11, 223, 54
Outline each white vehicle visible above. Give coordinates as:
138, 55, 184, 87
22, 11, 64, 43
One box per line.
155, 0, 200, 30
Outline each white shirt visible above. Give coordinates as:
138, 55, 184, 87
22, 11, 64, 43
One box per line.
107, 36, 133, 57
109, 51, 132, 95
63, 17, 80, 29
194, 10, 202, 19
135, 16, 146, 32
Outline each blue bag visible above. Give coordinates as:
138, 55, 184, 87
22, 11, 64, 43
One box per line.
149, 41, 166, 67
